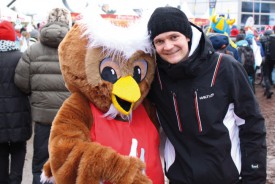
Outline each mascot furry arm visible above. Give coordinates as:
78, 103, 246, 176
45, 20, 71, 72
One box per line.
41, 10, 163, 184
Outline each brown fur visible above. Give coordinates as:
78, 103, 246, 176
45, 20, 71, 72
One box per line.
43, 23, 159, 183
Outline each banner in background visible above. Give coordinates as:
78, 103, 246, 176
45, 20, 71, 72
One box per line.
189, 18, 210, 27
209, 0, 217, 16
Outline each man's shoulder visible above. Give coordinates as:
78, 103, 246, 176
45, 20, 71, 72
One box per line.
218, 52, 240, 67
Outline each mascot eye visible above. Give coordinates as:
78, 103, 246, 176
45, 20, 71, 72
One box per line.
133, 66, 141, 83
133, 59, 148, 83
100, 58, 121, 83
101, 67, 118, 83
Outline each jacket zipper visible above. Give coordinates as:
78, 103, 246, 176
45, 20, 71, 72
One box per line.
194, 91, 203, 133
156, 67, 163, 91
172, 92, 183, 132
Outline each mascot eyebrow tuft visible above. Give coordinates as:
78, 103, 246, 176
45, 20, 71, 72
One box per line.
78, 9, 154, 60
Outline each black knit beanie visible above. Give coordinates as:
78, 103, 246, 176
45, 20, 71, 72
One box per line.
147, 7, 192, 42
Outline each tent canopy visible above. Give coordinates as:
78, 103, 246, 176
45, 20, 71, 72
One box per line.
0, 5, 17, 21
0, 5, 31, 22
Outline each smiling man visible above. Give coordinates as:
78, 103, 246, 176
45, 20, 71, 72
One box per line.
147, 6, 267, 184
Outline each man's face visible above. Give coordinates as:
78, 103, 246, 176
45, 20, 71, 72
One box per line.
153, 31, 190, 64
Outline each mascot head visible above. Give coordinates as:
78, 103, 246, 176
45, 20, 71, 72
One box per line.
58, 8, 155, 121
210, 14, 235, 35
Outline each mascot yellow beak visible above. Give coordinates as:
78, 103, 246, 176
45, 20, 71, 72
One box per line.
112, 76, 141, 115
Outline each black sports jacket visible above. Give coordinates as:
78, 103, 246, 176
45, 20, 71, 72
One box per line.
149, 25, 266, 184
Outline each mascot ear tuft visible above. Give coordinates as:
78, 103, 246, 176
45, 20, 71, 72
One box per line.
58, 23, 88, 93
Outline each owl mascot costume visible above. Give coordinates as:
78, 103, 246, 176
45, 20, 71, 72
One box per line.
40, 9, 164, 184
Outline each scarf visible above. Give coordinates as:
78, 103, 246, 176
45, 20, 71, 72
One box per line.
0, 40, 19, 52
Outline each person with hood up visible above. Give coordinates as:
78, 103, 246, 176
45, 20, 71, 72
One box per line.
147, 6, 266, 184
14, 8, 71, 184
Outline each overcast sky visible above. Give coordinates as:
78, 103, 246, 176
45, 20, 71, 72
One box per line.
2, 0, 180, 14
1, 0, 181, 22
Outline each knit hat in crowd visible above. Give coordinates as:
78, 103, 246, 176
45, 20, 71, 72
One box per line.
0, 21, 19, 52
30, 29, 39, 39
236, 33, 245, 42
0, 21, 16, 41
47, 8, 72, 27
147, 7, 192, 41
230, 28, 239, 37
207, 33, 229, 50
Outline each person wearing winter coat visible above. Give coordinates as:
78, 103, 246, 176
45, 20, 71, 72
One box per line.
235, 33, 257, 93
14, 8, 71, 184
260, 29, 275, 99
0, 20, 32, 184
147, 7, 266, 184
207, 32, 234, 57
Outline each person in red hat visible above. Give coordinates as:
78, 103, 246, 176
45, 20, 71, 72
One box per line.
230, 26, 239, 42
0, 20, 32, 184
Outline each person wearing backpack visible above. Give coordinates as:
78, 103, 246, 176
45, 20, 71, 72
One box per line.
236, 33, 256, 93
260, 29, 275, 99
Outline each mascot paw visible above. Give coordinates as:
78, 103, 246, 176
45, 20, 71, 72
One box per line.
132, 169, 153, 184
40, 171, 55, 184
117, 157, 152, 184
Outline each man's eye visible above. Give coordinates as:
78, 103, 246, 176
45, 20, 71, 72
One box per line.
171, 35, 178, 40
154, 40, 163, 45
